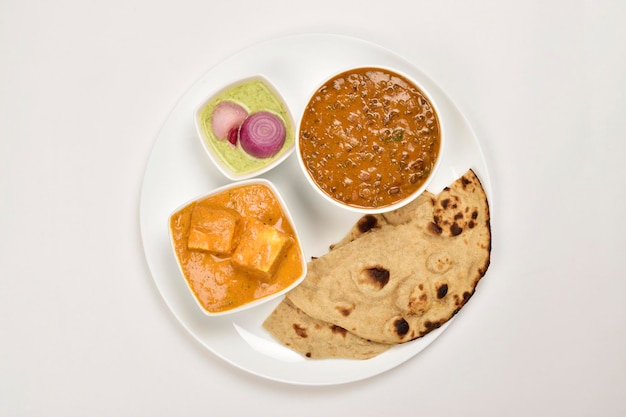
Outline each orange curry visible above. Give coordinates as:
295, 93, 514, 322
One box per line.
299, 67, 441, 209
169, 183, 304, 313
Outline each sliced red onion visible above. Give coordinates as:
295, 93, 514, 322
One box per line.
211, 101, 248, 141
239, 111, 286, 158
226, 126, 239, 145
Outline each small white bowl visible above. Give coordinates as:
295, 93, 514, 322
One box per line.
296, 66, 445, 214
195, 75, 296, 181
168, 178, 307, 316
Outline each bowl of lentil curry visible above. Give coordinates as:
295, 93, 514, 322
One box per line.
297, 66, 444, 213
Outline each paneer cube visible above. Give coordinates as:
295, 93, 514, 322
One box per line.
231, 217, 292, 281
187, 206, 241, 255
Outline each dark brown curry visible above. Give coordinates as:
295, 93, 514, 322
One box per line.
299, 67, 441, 209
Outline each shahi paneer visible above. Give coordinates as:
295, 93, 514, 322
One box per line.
299, 67, 442, 210
169, 182, 305, 314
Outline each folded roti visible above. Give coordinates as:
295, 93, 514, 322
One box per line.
262, 194, 432, 359
263, 298, 392, 359
264, 169, 491, 355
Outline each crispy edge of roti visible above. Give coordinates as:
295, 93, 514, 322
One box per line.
329, 191, 435, 250
286, 169, 491, 344
262, 298, 392, 359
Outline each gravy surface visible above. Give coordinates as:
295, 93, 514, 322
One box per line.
169, 183, 304, 313
299, 67, 441, 209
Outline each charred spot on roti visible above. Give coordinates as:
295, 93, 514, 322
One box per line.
360, 267, 390, 289
407, 283, 431, 316
331, 325, 348, 338
424, 319, 443, 330
335, 303, 355, 317
434, 193, 474, 236
453, 293, 462, 307
293, 323, 308, 338
357, 215, 380, 234
394, 318, 410, 337
428, 222, 443, 235
436, 283, 449, 299
478, 258, 491, 276
450, 222, 463, 236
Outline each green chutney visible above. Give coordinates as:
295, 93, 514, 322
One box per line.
197, 78, 294, 176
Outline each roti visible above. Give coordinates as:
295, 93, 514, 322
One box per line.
261, 197, 434, 359
263, 298, 392, 359
263, 169, 491, 356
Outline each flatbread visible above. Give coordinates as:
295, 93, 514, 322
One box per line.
263, 169, 491, 355
263, 298, 392, 359
261, 198, 433, 360
261, 199, 435, 360
329, 191, 435, 250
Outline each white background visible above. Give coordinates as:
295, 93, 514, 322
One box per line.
1, 0, 625, 415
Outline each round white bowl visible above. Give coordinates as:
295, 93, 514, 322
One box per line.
295, 65, 445, 214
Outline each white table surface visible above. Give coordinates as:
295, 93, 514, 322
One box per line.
1, 0, 625, 415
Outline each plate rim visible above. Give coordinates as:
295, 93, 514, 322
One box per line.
139, 32, 492, 386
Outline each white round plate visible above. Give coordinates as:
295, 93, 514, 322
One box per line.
139, 33, 492, 386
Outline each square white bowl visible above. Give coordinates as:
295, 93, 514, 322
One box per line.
194, 75, 296, 181
168, 178, 307, 316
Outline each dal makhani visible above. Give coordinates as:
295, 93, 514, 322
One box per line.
298, 67, 442, 210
